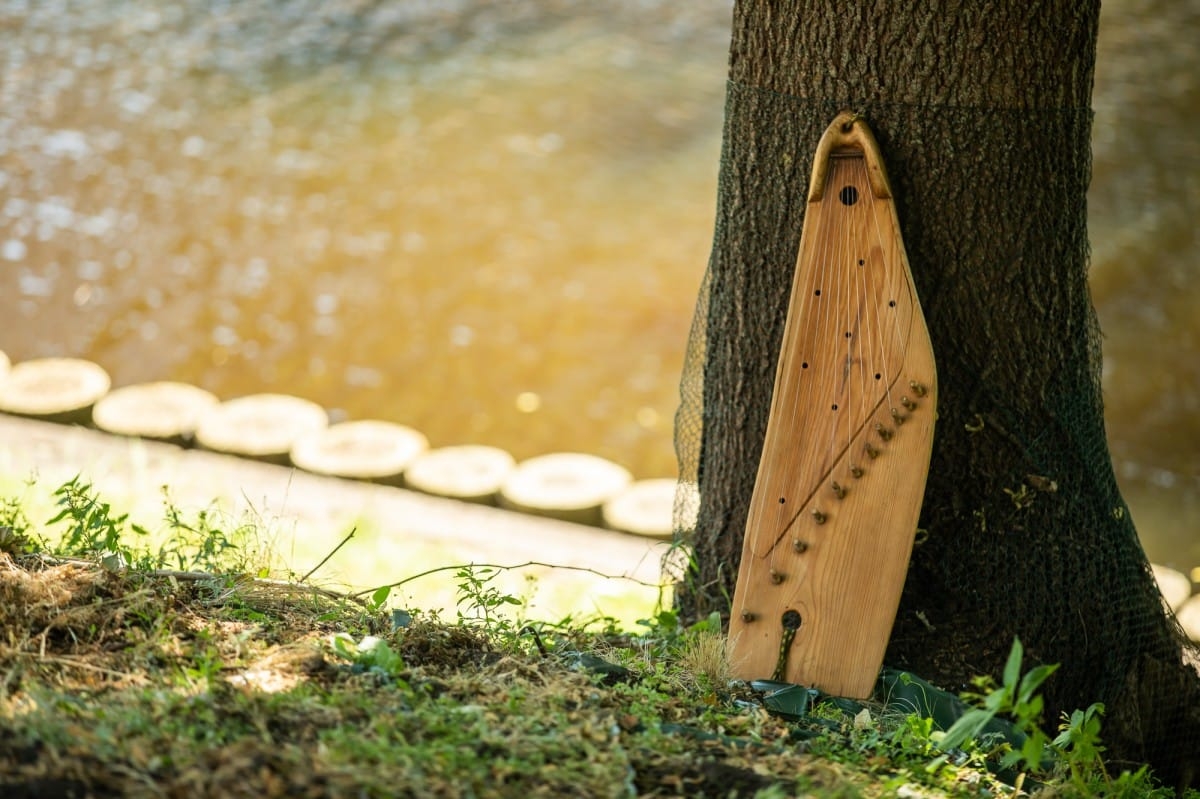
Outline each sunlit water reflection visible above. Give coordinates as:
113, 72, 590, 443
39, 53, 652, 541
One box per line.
0, 1, 1196, 563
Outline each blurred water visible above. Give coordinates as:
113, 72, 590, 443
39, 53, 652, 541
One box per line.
0, 0, 1195, 563
1091, 1, 1200, 567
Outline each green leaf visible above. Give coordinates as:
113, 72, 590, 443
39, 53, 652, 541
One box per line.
1020, 695, 1044, 725
330, 632, 358, 660
1017, 663, 1059, 707
982, 685, 1011, 713
938, 708, 996, 752
370, 585, 392, 609
1002, 637, 1024, 690
925, 753, 950, 773
357, 636, 404, 675
46, 506, 72, 525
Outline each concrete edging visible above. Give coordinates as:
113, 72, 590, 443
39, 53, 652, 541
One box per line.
0, 354, 677, 540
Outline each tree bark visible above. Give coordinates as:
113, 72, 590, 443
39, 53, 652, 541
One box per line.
675, 0, 1200, 786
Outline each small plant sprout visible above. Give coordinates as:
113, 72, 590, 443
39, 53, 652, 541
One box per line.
48, 475, 149, 565
330, 632, 405, 678
366, 584, 392, 613
939, 637, 1057, 775
1053, 702, 1109, 790
454, 564, 523, 632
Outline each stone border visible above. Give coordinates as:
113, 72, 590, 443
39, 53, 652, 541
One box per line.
0, 354, 677, 540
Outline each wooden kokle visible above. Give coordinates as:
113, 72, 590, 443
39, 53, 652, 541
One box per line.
727, 112, 937, 699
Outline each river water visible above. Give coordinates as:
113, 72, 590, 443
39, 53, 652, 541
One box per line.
0, 1, 1196, 564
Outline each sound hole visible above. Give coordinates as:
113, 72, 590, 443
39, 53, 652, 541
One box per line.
839, 185, 859, 206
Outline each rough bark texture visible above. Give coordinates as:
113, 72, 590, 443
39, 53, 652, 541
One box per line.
675, 0, 1200, 787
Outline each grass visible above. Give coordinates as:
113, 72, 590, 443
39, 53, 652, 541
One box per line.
0, 477, 1192, 797
0, 471, 664, 627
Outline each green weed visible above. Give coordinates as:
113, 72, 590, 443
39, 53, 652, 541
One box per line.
48, 474, 149, 566
158, 489, 256, 574
38, 477, 262, 575
937, 638, 1190, 797
939, 637, 1058, 774
453, 564, 524, 631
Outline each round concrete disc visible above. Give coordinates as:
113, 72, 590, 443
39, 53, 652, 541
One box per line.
403, 445, 516, 504
1152, 563, 1192, 612
93, 381, 220, 444
290, 420, 429, 486
602, 478, 678, 539
1176, 595, 1200, 642
0, 357, 111, 425
500, 452, 633, 526
195, 393, 328, 464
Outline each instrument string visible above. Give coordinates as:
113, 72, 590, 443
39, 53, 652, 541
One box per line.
806, 157, 841, 553
862, 173, 897, 412
769, 154, 839, 565
753, 151, 911, 570
852, 162, 871, 475
753, 155, 824, 562
866, 171, 910, 389
822, 157, 848, 480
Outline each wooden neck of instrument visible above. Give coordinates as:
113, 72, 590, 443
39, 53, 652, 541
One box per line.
807, 111, 893, 203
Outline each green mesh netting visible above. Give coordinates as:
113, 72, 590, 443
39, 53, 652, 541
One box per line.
671, 82, 1200, 788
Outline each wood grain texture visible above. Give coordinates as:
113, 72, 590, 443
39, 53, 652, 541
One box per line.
726, 114, 936, 698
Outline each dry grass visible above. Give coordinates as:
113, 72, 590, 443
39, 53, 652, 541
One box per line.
0, 480, 1187, 797
0, 551, 1030, 798
0, 554, 820, 797
0, 470, 1176, 798
677, 629, 731, 689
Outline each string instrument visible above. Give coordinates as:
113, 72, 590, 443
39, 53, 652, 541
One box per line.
726, 112, 937, 699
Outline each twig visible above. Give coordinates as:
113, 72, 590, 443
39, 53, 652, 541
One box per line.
34, 653, 148, 684
299, 527, 356, 584
349, 560, 665, 600
109, 567, 229, 582
238, 576, 370, 608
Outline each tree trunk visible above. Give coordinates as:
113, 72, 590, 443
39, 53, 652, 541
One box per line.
674, 0, 1200, 786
